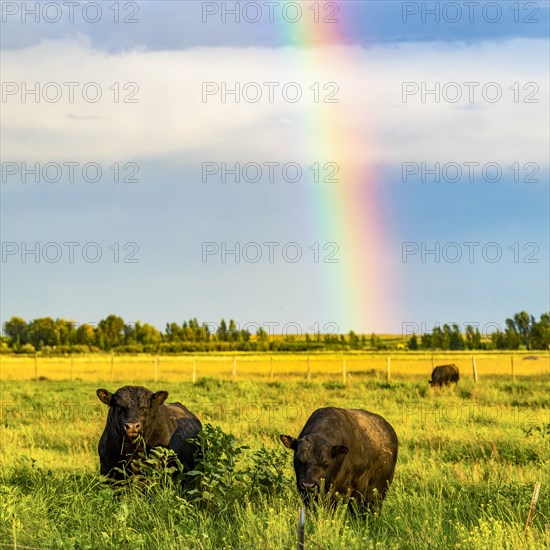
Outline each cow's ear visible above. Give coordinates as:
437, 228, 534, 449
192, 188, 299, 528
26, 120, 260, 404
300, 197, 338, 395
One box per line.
331, 445, 349, 457
97, 389, 112, 405
153, 390, 168, 405
280, 434, 297, 450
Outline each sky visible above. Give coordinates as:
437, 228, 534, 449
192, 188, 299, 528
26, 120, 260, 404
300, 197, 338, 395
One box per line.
1, 1, 549, 337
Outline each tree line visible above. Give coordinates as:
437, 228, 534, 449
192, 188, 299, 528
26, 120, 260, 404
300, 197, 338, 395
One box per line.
408, 311, 549, 351
1, 311, 548, 354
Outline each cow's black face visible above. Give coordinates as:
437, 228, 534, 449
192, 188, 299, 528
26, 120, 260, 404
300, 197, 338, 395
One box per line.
97, 386, 168, 439
280, 434, 348, 497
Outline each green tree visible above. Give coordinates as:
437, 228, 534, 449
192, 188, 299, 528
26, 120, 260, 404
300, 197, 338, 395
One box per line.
513, 311, 534, 349
256, 327, 269, 343
3, 316, 28, 348
97, 315, 125, 350
408, 334, 419, 350
136, 322, 162, 346
420, 332, 432, 349
188, 319, 198, 341
123, 322, 137, 344
531, 313, 550, 349
449, 324, 464, 350
28, 317, 59, 349
55, 319, 75, 345
491, 329, 507, 350
369, 333, 382, 350
217, 319, 228, 341
465, 325, 482, 350
228, 319, 238, 342
348, 330, 360, 349
199, 321, 211, 342
504, 318, 520, 349
440, 325, 452, 350
430, 326, 444, 349
165, 322, 182, 341
75, 324, 95, 346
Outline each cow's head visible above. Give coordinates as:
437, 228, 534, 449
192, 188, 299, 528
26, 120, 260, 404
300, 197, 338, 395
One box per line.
280, 433, 348, 497
97, 386, 168, 439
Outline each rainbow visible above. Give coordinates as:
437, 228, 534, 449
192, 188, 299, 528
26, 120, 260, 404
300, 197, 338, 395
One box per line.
280, 5, 394, 333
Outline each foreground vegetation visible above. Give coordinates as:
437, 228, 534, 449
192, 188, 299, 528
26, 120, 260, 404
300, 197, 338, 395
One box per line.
1, 372, 548, 549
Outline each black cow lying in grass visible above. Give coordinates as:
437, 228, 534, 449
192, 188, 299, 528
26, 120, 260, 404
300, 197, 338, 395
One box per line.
280, 407, 398, 512
96, 385, 201, 480
429, 364, 459, 386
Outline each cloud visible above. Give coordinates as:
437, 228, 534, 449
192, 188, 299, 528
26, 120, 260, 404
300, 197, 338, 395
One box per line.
67, 113, 106, 120
1, 38, 548, 166
1, 1, 548, 51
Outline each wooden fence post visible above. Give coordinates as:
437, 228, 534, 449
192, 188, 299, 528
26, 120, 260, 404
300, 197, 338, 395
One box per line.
297, 507, 305, 550
472, 356, 478, 383
110, 352, 114, 383
307, 355, 311, 381
192, 358, 196, 384
431, 354, 435, 369
232, 356, 237, 381
154, 354, 159, 382
386, 356, 391, 381
70, 354, 74, 381
270, 356, 274, 381
34, 353, 38, 381
511, 355, 515, 383
523, 481, 541, 534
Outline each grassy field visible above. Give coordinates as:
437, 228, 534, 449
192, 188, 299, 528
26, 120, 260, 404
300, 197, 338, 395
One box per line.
0, 354, 548, 549
1, 351, 548, 382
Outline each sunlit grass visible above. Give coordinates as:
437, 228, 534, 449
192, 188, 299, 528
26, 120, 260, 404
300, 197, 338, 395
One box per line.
1, 351, 548, 382
1, 373, 549, 548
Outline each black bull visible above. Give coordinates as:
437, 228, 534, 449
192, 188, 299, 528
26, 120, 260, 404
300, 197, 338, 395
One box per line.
97, 385, 201, 479
429, 364, 460, 386
281, 407, 398, 511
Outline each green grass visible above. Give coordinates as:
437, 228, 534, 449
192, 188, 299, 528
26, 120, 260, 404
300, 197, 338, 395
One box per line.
1, 375, 548, 549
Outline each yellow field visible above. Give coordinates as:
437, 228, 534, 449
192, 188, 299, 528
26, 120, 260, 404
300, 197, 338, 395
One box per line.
1, 351, 548, 382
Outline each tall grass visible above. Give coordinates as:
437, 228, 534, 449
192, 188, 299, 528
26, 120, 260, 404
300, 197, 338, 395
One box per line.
0, 373, 548, 549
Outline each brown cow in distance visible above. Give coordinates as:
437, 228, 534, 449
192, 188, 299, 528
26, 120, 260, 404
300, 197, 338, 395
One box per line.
429, 364, 459, 386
